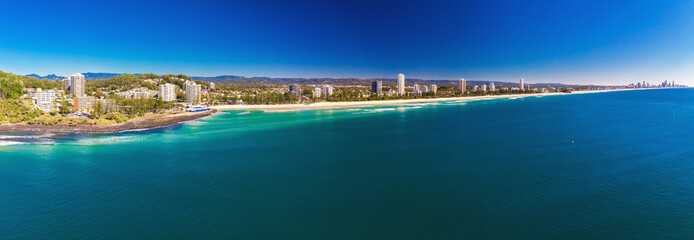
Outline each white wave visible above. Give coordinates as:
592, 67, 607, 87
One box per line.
263, 109, 300, 113
73, 135, 143, 145
0, 134, 55, 139
238, 111, 252, 115
396, 106, 423, 111
0, 140, 26, 146
369, 108, 397, 112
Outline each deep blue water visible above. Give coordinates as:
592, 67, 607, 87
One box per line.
2, 89, 694, 239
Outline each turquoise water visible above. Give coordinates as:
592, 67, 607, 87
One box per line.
2, 89, 694, 239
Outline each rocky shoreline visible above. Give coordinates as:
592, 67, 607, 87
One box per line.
0, 109, 217, 133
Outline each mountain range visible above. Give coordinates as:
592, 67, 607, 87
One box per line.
24, 72, 591, 87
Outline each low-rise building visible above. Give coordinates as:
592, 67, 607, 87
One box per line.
74, 96, 96, 112
117, 87, 158, 99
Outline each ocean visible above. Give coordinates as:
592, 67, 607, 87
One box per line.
2, 88, 694, 239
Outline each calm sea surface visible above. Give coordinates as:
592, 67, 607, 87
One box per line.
2, 89, 694, 239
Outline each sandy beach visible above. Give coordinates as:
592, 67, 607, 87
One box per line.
212, 89, 635, 111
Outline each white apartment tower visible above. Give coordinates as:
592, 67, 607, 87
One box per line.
322, 85, 333, 98
520, 78, 525, 91
159, 83, 177, 102
460, 78, 466, 94
489, 82, 495, 91
69, 73, 85, 97
185, 82, 201, 105
397, 73, 405, 95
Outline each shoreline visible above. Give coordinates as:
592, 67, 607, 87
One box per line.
0, 109, 217, 133
211, 88, 639, 111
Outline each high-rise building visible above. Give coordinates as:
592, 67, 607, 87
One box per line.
413, 84, 421, 96
431, 84, 437, 94
473, 85, 479, 92
459, 78, 466, 94
69, 73, 85, 97
209, 82, 215, 90
520, 78, 525, 91
185, 82, 201, 105
312, 88, 322, 98
489, 82, 496, 91
388, 89, 395, 96
371, 80, 382, 95
397, 74, 405, 95
289, 84, 301, 96
322, 85, 333, 98
159, 83, 177, 102
481, 84, 487, 92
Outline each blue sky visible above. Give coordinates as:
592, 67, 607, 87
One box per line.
0, 0, 693, 85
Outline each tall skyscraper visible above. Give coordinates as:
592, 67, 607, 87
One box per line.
459, 78, 466, 95
371, 80, 382, 95
397, 74, 405, 95
159, 83, 177, 102
431, 84, 437, 94
69, 73, 85, 97
489, 82, 495, 91
209, 82, 215, 90
185, 82, 201, 105
520, 78, 525, 91
481, 84, 487, 92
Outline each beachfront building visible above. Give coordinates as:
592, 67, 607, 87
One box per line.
431, 84, 437, 94
473, 85, 479, 92
388, 89, 395, 96
26, 88, 58, 112
460, 78, 466, 95
413, 84, 421, 96
520, 78, 525, 91
322, 85, 333, 98
289, 84, 301, 96
118, 87, 158, 99
312, 87, 322, 98
397, 74, 405, 95
69, 73, 85, 97
186, 82, 202, 105
481, 84, 487, 92
74, 96, 96, 112
371, 80, 382, 95
159, 83, 177, 102
489, 82, 496, 91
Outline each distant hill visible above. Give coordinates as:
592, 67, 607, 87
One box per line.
23, 71, 595, 88
82, 72, 127, 80
190, 76, 586, 88
25, 74, 65, 80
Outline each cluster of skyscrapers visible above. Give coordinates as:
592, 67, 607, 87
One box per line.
628, 80, 680, 88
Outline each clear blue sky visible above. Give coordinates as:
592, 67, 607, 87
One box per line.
1, 0, 693, 85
